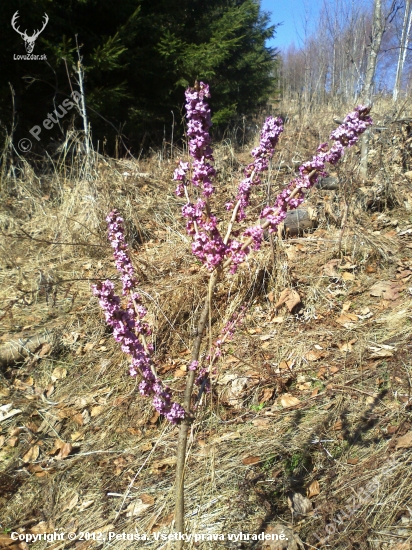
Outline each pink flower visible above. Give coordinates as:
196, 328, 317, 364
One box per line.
260, 105, 372, 234
93, 210, 185, 424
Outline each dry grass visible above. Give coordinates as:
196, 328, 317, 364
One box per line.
1, 98, 412, 550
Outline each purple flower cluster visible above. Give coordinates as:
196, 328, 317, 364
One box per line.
174, 83, 284, 273
106, 210, 138, 295
175, 84, 372, 275
93, 210, 185, 424
174, 82, 216, 197
174, 82, 227, 270
235, 116, 284, 221
259, 105, 372, 239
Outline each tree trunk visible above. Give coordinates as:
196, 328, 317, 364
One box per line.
393, 0, 412, 103
360, 0, 383, 181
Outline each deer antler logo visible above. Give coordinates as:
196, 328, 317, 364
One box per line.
11, 11, 49, 54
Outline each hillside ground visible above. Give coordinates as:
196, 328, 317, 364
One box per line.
1, 98, 412, 549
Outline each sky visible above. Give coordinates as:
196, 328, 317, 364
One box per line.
260, 0, 322, 50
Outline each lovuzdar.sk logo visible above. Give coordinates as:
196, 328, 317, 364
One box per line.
11, 11, 48, 60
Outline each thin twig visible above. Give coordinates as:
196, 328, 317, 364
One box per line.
175, 269, 220, 543
2, 228, 105, 247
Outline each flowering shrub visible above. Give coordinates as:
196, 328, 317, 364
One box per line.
94, 82, 372, 425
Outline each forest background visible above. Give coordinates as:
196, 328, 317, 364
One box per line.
1, 0, 412, 156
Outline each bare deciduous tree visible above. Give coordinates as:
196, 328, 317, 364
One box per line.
393, 0, 412, 102
360, 0, 384, 180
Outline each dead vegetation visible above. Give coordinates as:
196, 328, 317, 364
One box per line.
1, 98, 412, 549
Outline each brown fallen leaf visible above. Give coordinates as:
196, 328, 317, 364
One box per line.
270, 315, 284, 324
275, 289, 301, 312
38, 343, 52, 357
23, 445, 40, 463
71, 431, 84, 442
336, 312, 358, 327
338, 338, 357, 352
280, 394, 300, 408
323, 259, 340, 277
260, 387, 274, 402
174, 369, 186, 378
140, 493, 155, 505
114, 456, 127, 475
224, 356, 240, 365
127, 427, 141, 436
149, 411, 160, 424
72, 413, 84, 426
0, 534, 27, 549
369, 348, 394, 359
242, 455, 261, 465
30, 521, 50, 534
149, 512, 174, 533
305, 350, 329, 361
51, 367, 67, 382
287, 492, 313, 515
342, 271, 356, 281
396, 431, 412, 449
396, 269, 412, 279
279, 359, 294, 370
194, 443, 215, 458
387, 425, 398, 435
370, 281, 402, 300
48, 439, 66, 456
347, 457, 359, 465
140, 441, 153, 452
56, 442, 73, 460
252, 418, 271, 428
151, 456, 177, 473
306, 480, 320, 498
14, 379, 32, 391
90, 405, 104, 417
79, 500, 95, 511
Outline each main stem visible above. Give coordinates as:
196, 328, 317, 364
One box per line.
174, 270, 219, 545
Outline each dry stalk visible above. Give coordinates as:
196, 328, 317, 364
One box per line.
175, 269, 220, 543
